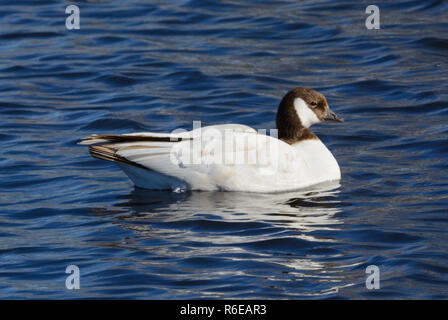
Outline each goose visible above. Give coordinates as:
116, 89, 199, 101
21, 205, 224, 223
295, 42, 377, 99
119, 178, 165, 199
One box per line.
79, 87, 343, 192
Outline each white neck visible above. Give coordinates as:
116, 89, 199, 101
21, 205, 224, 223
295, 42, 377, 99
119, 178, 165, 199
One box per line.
294, 98, 320, 128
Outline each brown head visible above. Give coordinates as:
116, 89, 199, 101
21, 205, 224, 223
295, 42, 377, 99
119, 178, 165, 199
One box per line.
276, 87, 343, 144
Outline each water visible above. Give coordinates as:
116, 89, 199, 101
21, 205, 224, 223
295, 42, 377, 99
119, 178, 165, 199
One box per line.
1, 0, 447, 299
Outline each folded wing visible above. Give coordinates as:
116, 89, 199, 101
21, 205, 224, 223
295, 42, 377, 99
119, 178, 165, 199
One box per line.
80, 124, 301, 191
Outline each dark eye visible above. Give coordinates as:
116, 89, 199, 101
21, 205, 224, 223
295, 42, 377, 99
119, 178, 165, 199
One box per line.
310, 101, 318, 108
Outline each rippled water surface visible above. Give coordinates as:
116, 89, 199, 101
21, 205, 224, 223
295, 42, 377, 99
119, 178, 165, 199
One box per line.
1, 0, 447, 299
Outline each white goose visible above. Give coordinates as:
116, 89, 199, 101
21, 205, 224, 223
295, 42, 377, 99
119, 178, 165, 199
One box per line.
80, 87, 343, 192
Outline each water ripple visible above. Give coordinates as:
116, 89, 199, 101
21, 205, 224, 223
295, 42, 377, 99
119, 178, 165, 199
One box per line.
0, 0, 447, 299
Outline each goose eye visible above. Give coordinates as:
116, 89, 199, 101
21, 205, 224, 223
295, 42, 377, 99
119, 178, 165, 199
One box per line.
310, 101, 318, 108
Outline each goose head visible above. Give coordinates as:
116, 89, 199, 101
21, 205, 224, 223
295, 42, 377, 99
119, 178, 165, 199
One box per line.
276, 87, 343, 143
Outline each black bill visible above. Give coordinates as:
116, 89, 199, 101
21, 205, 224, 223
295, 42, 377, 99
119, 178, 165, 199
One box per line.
323, 108, 344, 122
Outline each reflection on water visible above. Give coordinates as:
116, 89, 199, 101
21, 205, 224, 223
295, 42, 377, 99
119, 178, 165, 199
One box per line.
90, 182, 359, 297
119, 181, 343, 235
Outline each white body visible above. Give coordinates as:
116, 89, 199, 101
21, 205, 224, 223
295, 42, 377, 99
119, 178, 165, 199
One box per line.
107, 124, 341, 193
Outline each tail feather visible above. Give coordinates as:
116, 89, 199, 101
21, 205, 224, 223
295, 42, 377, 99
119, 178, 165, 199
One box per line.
79, 134, 190, 145
82, 133, 187, 171
89, 145, 152, 171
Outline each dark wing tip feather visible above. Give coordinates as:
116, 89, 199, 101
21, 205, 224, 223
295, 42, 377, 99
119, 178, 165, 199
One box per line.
82, 133, 188, 170
79, 134, 190, 145
89, 145, 152, 171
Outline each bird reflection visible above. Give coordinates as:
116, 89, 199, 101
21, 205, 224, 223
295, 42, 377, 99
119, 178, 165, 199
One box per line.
114, 180, 343, 236
95, 181, 356, 297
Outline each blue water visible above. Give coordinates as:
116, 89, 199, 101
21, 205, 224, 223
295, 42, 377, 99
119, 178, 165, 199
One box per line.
1, 0, 447, 299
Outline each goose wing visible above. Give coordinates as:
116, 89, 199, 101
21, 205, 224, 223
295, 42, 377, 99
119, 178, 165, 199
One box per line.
80, 124, 301, 191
